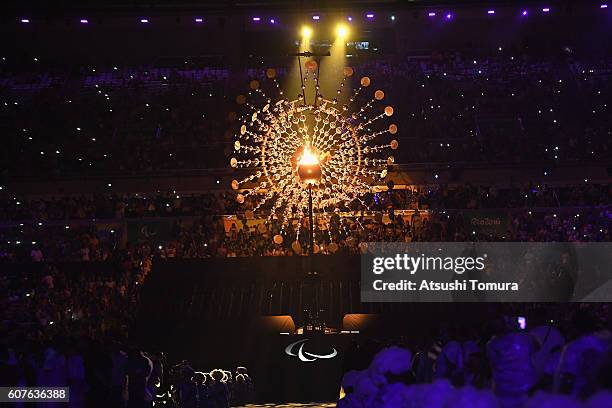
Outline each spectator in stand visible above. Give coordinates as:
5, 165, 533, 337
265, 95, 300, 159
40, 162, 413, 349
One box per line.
339, 308, 612, 407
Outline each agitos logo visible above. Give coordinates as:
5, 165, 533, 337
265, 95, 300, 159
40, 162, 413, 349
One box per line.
284, 339, 338, 362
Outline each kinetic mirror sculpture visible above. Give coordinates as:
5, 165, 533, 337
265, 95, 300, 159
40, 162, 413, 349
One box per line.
230, 61, 399, 255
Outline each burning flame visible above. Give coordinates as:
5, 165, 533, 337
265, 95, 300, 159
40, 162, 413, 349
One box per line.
298, 145, 320, 166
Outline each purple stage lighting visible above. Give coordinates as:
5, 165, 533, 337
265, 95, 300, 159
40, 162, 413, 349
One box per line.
80, 19, 89, 24
542, 8, 550, 13
194, 17, 204, 23
488, 10, 495, 15
601, 4, 608, 8
347, 16, 353, 21
428, 12, 436, 17
140, 18, 149, 23
252, 17, 261, 22
270, 18, 275, 24
21, 18, 30, 23
522, 10, 528, 16
445, 13, 453, 20
312, 15, 320, 20
366, 13, 374, 19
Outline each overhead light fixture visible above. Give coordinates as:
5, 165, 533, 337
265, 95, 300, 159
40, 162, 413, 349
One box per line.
301, 26, 313, 38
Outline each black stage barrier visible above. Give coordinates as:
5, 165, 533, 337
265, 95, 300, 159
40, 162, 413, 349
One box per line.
134, 256, 359, 402
137, 255, 361, 328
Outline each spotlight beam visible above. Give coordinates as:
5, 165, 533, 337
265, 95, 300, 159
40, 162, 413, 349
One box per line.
290, 51, 331, 106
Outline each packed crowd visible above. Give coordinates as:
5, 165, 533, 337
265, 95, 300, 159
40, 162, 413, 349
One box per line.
355, 53, 612, 164
0, 205, 609, 262
0, 244, 149, 337
339, 307, 612, 407
1, 53, 611, 178
1, 181, 608, 262
0, 242, 151, 407
1, 183, 610, 221
1, 70, 231, 177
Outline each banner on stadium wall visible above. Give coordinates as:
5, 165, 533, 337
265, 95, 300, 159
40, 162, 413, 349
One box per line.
127, 220, 174, 243
463, 210, 510, 236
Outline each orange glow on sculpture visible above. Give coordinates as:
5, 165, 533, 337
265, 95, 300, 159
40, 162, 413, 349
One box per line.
229, 65, 398, 240
297, 145, 322, 185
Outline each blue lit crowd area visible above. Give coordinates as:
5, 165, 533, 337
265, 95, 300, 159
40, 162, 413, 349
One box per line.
1, 1, 612, 407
